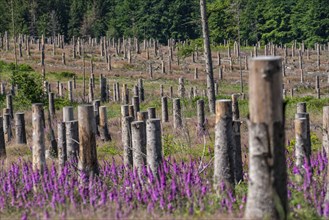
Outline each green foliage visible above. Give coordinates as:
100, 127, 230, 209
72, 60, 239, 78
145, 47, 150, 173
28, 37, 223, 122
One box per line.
49, 71, 75, 80
177, 39, 203, 58
0, 62, 33, 72
11, 71, 44, 107
163, 134, 179, 157
1, 0, 329, 45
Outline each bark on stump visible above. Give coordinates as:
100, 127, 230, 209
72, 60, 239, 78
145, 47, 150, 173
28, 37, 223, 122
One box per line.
78, 105, 99, 177
32, 103, 46, 173
323, 106, 329, 155
122, 116, 133, 167
214, 100, 235, 188
245, 57, 287, 219
132, 121, 147, 173
58, 122, 67, 168
99, 106, 111, 141
173, 98, 182, 129
294, 117, 308, 168
146, 119, 162, 176
197, 99, 205, 134
15, 112, 27, 144
0, 117, 6, 158
161, 96, 169, 122
66, 120, 79, 160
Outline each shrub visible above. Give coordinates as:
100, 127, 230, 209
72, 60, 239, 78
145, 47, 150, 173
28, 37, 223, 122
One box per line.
11, 71, 45, 108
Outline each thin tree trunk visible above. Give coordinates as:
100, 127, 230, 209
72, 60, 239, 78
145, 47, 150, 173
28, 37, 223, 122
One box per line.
200, 0, 215, 114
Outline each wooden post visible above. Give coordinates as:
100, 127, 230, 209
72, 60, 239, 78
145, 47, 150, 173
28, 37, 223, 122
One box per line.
3, 112, 12, 142
316, 75, 320, 99
122, 116, 133, 167
58, 122, 67, 168
295, 112, 311, 160
214, 100, 235, 187
99, 106, 111, 141
116, 82, 121, 102
132, 121, 146, 173
89, 78, 94, 103
6, 94, 13, 119
68, 81, 73, 102
194, 67, 198, 79
148, 107, 156, 119
294, 117, 308, 168
197, 99, 205, 133
232, 94, 240, 121
219, 67, 223, 80
173, 98, 182, 129
132, 96, 140, 119
15, 112, 27, 144
78, 105, 99, 176
160, 84, 164, 97
49, 92, 55, 116
317, 43, 320, 70
161, 60, 165, 74
146, 119, 162, 175
59, 82, 63, 98
149, 63, 153, 79
62, 53, 66, 65
233, 119, 243, 183
32, 103, 46, 173
138, 79, 144, 102
65, 120, 79, 160
178, 77, 185, 98
214, 82, 218, 96
0, 117, 6, 158
323, 106, 329, 155
162, 96, 169, 122
93, 100, 101, 132
170, 86, 173, 98
245, 57, 287, 219
100, 77, 107, 102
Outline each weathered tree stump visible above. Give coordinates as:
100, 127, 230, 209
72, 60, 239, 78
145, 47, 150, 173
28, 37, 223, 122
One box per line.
49, 92, 55, 116
146, 118, 162, 175
15, 112, 27, 144
32, 103, 46, 173
78, 105, 99, 176
132, 96, 140, 119
65, 120, 79, 160
58, 122, 67, 168
245, 57, 287, 219
214, 99, 235, 188
99, 106, 111, 141
3, 112, 12, 142
173, 98, 182, 129
122, 116, 133, 167
6, 94, 13, 119
295, 117, 308, 168
161, 96, 169, 122
197, 99, 205, 133
68, 81, 73, 102
132, 121, 147, 173
323, 106, 329, 155
0, 117, 6, 158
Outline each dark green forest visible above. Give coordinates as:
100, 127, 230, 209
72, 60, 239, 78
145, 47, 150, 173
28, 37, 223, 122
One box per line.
1, 0, 329, 46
